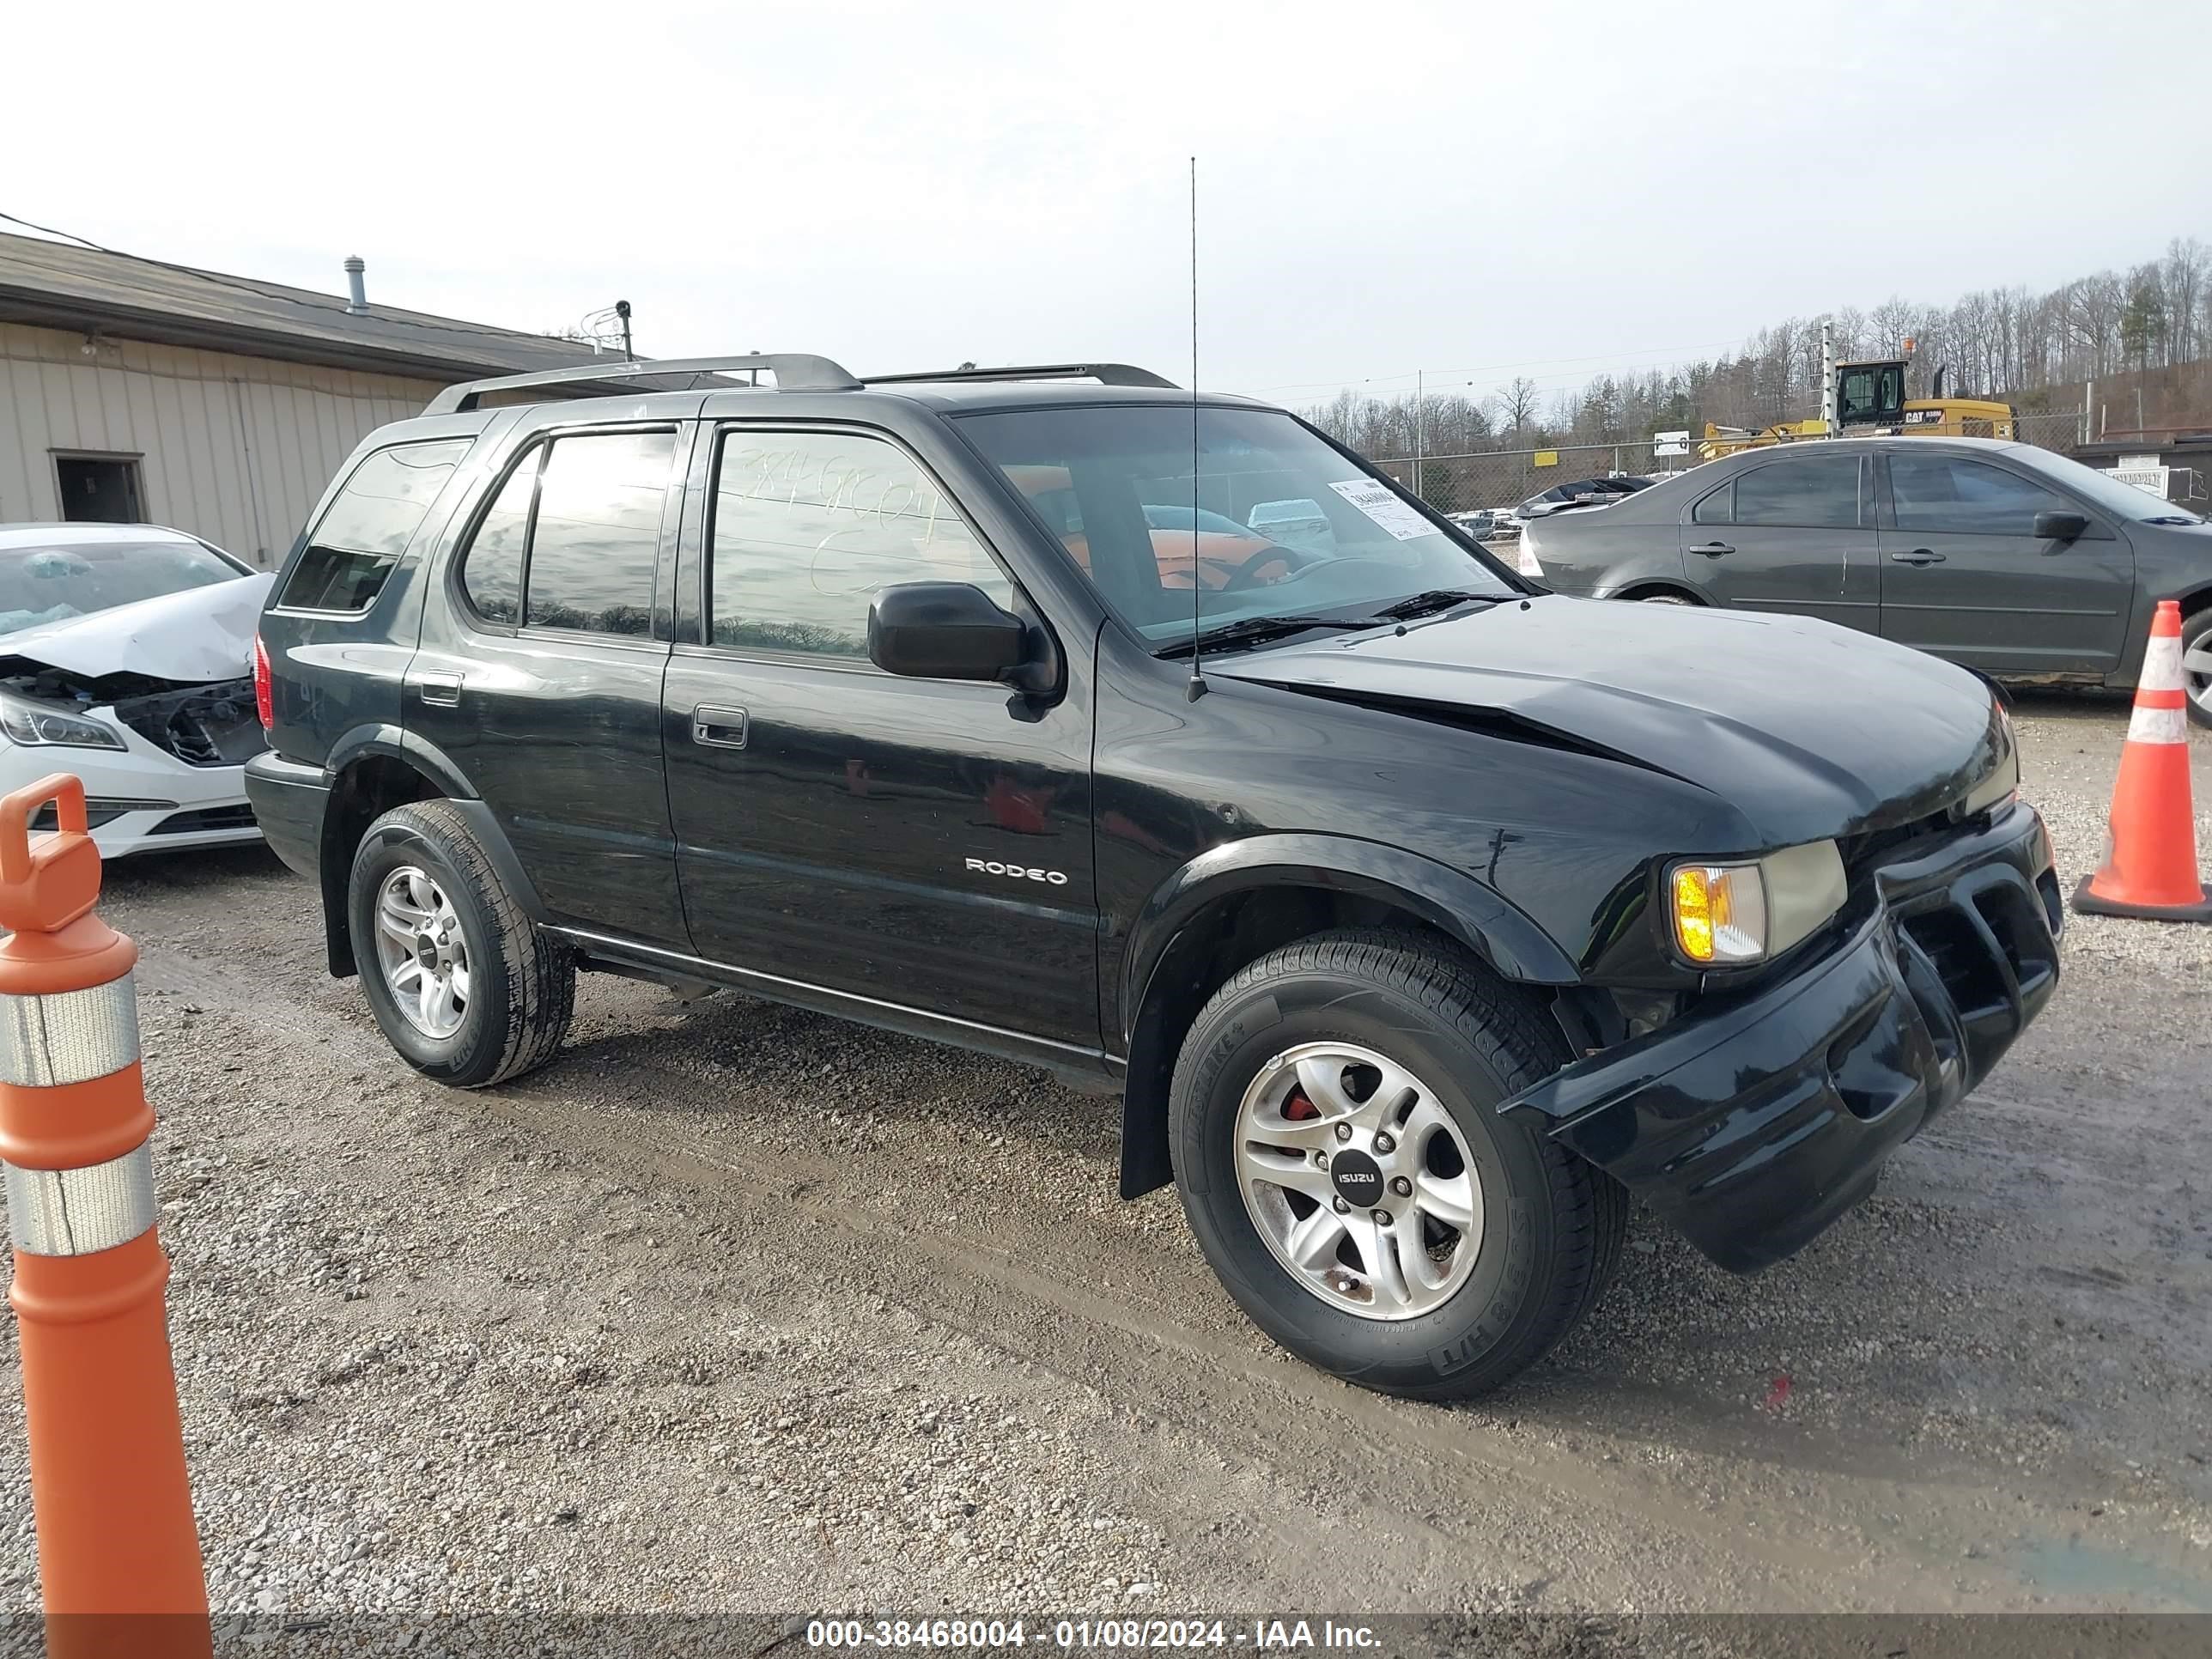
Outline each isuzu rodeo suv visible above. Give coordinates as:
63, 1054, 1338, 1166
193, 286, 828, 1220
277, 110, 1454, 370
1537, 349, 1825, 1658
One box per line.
247, 356, 2062, 1397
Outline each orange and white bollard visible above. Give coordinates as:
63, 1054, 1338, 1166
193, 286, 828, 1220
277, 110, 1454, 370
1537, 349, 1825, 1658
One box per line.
2072, 599, 2212, 923
0, 775, 209, 1657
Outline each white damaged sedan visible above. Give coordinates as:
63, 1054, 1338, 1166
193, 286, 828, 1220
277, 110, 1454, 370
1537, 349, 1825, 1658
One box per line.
0, 523, 272, 857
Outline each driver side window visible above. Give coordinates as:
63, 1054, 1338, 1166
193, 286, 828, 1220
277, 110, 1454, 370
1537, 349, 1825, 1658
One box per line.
707, 428, 1012, 660
1888, 453, 2075, 536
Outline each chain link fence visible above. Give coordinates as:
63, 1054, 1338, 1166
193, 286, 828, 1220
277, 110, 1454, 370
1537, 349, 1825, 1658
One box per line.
2013, 409, 2089, 453
1368, 441, 1671, 524
1371, 408, 2103, 527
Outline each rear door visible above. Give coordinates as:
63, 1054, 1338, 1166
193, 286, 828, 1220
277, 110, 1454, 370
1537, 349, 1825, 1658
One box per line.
1681, 451, 1879, 632
1875, 449, 2135, 673
265, 432, 479, 771
407, 417, 690, 945
660, 417, 1100, 1052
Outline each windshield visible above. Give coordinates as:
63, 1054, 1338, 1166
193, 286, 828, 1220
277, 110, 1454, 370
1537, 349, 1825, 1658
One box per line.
2032, 448, 2207, 524
959, 405, 1514, 644
0, 538, 243, 636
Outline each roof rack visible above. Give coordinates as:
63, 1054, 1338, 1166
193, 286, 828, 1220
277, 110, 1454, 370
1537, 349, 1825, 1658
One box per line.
422, 353, 864, 414
422, 355, 1182, 416
865, 362, 1178, 389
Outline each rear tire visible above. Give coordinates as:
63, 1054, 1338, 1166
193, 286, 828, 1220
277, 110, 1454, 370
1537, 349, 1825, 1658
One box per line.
1635, 591, 1695, 605
1168, 928, 1626, 1400
347, 800, 574, 1087
2182, 605, 2212, 730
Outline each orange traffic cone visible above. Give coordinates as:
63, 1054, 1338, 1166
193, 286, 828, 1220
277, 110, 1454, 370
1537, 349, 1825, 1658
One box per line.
2072, 599, 2212, 923
0, 775, 210, 1658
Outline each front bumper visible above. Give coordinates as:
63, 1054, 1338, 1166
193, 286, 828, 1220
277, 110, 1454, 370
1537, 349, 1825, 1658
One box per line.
0, 733, 260, 859
1505, 800, 2062, 1272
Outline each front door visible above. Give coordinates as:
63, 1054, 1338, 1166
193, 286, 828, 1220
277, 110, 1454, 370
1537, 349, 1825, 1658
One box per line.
1876, 449, 2136, 674
1682, 450, 1878, 632
661, 421, 1100, 1053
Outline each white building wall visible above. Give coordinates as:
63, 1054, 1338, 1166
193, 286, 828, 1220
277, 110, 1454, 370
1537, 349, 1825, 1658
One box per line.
0, 320, 443, 568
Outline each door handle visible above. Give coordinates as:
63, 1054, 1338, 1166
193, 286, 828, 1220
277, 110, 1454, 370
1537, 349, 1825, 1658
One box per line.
416, 672, 463, 707
691, 704, 750, 749
1688, 541, 1734, 556
1888, 550, 1947, 566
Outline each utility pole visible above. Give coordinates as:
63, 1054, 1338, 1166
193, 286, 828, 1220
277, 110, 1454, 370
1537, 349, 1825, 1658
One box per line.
2084, 378, 2095, 447
1819, 318, 1837, 436
1413, 370, 1425, 500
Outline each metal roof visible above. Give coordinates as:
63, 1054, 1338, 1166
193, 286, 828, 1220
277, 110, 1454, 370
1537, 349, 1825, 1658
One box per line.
0, 231, 610, 381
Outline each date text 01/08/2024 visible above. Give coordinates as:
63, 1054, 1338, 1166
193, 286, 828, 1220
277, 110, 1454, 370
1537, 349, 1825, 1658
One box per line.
802, 1618, 1383, 1649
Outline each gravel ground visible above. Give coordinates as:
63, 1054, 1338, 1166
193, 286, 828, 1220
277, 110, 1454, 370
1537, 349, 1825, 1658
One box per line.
0, 691, 2207, 1646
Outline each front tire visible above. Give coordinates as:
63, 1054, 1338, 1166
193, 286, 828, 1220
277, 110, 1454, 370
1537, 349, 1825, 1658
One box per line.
347, 800, 574, 1087
1169, 929, 1626, 1400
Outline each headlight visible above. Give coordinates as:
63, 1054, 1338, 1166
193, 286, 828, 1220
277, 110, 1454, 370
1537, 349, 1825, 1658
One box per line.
1516, 521, 1543, 576
1669, 839, 1848, 967
1962, 698, 2021, 817
0, 694, 127, 752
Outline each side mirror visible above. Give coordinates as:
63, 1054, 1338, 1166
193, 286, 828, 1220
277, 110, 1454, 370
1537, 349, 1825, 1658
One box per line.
2033, 509, 2089, 543
867, 581, 1027, 681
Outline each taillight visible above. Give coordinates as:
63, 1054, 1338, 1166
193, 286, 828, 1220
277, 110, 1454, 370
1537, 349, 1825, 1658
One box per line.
253, 633, 274, 732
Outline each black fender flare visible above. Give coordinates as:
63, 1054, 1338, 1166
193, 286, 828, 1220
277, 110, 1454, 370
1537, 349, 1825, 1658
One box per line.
319, 726, 548, 975
326, 722, 477, 801
1113, 833, 1578, 1199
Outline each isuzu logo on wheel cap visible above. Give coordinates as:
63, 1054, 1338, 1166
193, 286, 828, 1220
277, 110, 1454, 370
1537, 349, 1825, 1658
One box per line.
1329, 1148, 1384, 1209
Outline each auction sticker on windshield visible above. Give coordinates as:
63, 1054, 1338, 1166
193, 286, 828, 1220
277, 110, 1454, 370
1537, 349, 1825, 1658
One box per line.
1328, 478, 1433, 540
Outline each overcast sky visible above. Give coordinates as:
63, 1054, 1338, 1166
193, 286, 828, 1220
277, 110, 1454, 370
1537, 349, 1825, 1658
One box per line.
3, 1, 2201, 410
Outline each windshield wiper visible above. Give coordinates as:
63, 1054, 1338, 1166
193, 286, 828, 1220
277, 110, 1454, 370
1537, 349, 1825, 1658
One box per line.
1153, 615, 1372, 659
1369, 589, 1504, 621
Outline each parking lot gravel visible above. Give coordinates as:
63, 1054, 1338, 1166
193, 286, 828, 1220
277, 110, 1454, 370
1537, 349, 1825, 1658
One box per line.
0, 692, 2207, 1643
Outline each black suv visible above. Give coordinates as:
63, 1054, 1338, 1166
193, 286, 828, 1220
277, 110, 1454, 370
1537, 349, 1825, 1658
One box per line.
248, 355, 2062, 1398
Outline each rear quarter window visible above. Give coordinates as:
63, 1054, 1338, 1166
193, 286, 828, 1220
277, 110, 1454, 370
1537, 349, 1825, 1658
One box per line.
278, 439, 471, 612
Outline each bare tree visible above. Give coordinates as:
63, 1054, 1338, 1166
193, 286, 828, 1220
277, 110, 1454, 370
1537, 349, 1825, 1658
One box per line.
1307, 240, 2212, 465
2162, 238, 2207, 365
2062, 274, 2127, 379
1491, 376, 1542, 439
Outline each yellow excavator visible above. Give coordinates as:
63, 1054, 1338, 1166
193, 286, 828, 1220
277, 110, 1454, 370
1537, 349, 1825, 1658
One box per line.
1699, 352, 2014, 459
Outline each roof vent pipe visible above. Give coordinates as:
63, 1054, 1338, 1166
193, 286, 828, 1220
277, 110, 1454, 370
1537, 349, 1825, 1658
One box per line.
343, 256, 368, 315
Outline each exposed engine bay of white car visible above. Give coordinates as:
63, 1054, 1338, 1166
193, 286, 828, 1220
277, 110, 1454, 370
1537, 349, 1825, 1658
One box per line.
0, 572, 274, 767
0, 662, 264, 765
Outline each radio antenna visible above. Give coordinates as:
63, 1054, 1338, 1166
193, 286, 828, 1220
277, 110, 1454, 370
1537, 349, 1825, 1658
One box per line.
1185, 155, 1207, 702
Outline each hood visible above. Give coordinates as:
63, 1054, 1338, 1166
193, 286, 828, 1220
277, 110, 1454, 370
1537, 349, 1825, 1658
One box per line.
0, 574, 274, 683
1207, 595, 2006, 846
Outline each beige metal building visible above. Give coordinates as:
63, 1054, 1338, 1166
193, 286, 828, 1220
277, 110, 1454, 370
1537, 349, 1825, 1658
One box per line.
0, 234, 601, 567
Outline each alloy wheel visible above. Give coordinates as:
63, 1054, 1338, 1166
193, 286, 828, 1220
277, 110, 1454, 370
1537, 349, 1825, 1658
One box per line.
374, 865, 472, 1038
1232, 1041, 1485, 1322
2185, 628, 2212, 721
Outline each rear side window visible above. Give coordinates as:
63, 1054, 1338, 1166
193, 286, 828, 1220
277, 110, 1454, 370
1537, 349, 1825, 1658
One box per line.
279, 439, 471, 612
456, 428, 675, 636
1732, 455, 1862, 528
460, 454, 536, 624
